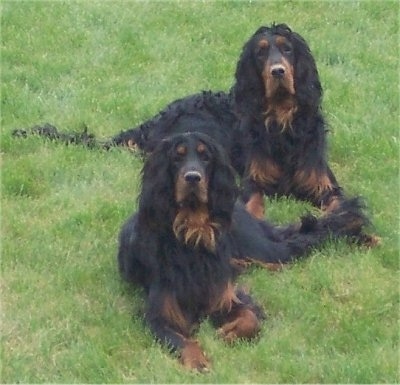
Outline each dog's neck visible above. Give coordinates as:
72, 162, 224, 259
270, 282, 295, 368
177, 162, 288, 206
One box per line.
173, 203, 221, 252
264, 94, 298, 132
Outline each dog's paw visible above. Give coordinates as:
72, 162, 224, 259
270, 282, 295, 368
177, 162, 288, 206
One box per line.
179, 340, 210, 372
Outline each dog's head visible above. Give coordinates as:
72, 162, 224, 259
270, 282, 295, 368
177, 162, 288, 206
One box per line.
138, 132, 238, 238
234, 23, 322, 117
172, 136, 211, 207
253, 25, 296, 99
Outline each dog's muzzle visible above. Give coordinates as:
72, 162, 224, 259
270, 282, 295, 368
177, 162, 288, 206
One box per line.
270, 64, 286, 78
184, 170, 202, 184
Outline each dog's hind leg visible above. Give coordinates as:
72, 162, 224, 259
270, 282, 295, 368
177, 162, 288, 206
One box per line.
210, 289, 264, 343
292, 166, 345, 213
245, 191, 265, 220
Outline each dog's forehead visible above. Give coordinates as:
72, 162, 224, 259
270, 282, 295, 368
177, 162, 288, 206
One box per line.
256, 32, 290, 48
174, 135, 209, 154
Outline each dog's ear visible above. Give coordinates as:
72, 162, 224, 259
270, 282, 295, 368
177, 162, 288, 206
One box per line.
290, 31, 322, 110
207, 141, 238, 225
138, 138, 175, 226
233, 36, 266, 116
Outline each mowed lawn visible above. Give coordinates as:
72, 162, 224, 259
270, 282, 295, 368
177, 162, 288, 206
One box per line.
1, 1, 398, 383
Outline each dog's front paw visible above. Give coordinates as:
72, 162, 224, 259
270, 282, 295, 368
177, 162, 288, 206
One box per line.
179, 339, 210, 372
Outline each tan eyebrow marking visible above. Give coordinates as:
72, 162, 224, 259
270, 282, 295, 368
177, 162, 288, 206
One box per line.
176, 145, 187, 155
197, 142, 206, 154
258, 39, 269, 49
275, 35, 288, 46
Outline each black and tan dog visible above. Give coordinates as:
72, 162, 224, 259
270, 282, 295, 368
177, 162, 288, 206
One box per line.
110, 24, 348, 221
14, 24, 378, 245
117, 132, 369, 371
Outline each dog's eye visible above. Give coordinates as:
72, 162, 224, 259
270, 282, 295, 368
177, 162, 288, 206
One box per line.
256, 46, 269, 58
199, 151, 210, 163
173, 153, 183, 163
255, 38, 269, 58
173, 151, 188, 165
281, 44, 292, 54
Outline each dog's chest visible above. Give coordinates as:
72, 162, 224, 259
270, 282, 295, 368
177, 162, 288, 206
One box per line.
172, 206, 221, 252
161, 244, 232, 312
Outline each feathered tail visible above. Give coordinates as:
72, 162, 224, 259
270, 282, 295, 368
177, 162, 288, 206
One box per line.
281, 197, 377, 258
11, 122, 141, 150
232, 197, 377, 270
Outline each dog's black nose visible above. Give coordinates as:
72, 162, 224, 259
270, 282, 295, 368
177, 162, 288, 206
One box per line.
271, 65, 285, 78
184, 171, 202, 183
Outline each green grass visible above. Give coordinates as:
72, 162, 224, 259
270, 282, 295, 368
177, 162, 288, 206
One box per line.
1, 1, 399, 383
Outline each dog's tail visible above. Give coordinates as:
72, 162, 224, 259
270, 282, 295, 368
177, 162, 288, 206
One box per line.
280, 197, 377, 258
232, 197, 376, 271
11, 122, 142, 151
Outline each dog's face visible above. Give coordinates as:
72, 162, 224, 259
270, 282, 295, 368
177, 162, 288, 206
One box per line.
171, 134, 212, 207
234, 24, 321, 116
253, 29, 295, 99
139, 132, 237, 238
167, 133, 229, 250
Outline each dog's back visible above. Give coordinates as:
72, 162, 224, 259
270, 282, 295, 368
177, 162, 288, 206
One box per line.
111, 91, 246, 174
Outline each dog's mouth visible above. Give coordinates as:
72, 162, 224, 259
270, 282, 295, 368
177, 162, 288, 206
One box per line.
273, 88, 296, 106
263, 62, 295, 99
175, 171, 208, 207
177, 190, 208, 209
267, 77, 295, 98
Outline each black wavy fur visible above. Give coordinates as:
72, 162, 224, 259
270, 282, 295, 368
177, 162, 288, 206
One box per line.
13, 24, 339, 208
12, 123, 101, 148
117, 132, 369, 371
110, 23, 344, 213
12, 23, 377, 245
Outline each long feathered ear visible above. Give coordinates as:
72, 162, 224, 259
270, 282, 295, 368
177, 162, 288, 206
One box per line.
233, 34, 266, 116
207, 141, 238, 225
138, 139, 175, 228
290, 30, 323, 110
